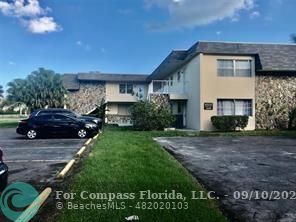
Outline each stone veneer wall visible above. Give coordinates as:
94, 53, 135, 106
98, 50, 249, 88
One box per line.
150, 94, 170, 109
256, 75, 296, 129
66, 83, 106, 114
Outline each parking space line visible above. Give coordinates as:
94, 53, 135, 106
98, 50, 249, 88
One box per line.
5, 160, 68, 163
3, 147, 81, 150
0, 139, 86, 142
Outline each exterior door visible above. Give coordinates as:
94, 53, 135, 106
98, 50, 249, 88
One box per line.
171, 101, 186, 129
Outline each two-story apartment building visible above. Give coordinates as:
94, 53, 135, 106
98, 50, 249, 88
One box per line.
63, 41, 296, 130
63, 72, 149, 126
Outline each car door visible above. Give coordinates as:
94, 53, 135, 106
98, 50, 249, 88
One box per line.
52, 114, 79, 135
33, 115, 54, 135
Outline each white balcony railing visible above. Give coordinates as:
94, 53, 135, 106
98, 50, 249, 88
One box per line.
149, 80, 188, 94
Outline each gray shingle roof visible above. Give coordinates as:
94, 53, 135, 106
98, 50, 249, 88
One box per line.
148, 50, 187, 81
63, 73, 149, 90
77, 72, 149, 82
62, 74, 80, 91
149, 41, 296, 80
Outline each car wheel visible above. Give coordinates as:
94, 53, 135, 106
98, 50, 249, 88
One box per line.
26, 129, 37, 139
78, 129, 87, 138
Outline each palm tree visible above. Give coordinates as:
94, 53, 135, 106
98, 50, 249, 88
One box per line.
7, 68, 66, 110
0, 85, 3, 98
7, 79, 28, 103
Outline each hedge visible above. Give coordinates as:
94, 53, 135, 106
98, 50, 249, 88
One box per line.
130, 101, 175, 131
211, 115, 249, 131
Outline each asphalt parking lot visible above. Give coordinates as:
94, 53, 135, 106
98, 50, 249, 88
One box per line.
0, 128, 87, 184
155, 136, 296, 222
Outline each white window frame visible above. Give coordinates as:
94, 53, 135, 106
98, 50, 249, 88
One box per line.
119, 83, 133, 94
217, 59, 252, 77
217, 99, 253, 117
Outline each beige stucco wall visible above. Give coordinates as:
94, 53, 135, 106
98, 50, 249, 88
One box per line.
184, 56, 201, 130
106, 103, 133, 115
106, 82, 148, 103
105, 102, 133, 125
200, 54, 256, 131
106, 103, 118, 114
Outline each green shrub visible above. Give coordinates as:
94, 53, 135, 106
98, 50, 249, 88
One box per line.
211, 116, 249, 132
130, 101, 175, 131
288, 107, 296, 130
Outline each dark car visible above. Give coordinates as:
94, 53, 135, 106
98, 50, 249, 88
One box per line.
30, 109, 102, 129
17, 114, 99, 139
0, 149, 8, 192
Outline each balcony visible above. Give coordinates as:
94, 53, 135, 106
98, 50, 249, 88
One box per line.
149, 80, 188, 100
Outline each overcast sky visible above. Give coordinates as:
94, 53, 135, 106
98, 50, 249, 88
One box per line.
0, 0, 295, 88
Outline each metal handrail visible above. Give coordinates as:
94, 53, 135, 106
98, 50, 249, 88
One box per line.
150, 80, 188, 94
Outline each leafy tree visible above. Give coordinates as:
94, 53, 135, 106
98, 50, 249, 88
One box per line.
0, 85, 3, 98
7, 68, 66, 111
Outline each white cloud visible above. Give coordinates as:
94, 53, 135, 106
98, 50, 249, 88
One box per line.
231, 14, 240, 22
145, 0, 255, 30
8, 61, 16, 65
0, 0, 61, 34
27, 17, 61, 33
216, 31, 222, 35
249, 11, 260, 19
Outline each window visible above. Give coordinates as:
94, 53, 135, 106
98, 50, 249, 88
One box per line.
119, 83, 133, 94
236, 60, 252, 77
217, 99, 252, 116
118, 104, 131, 115
36, 115, 53, 121
53, 114, 73, 121
170, 76, 173, 86
126, 84, 133, 94
119, 84, 126, 94
177, 72, 181, 82
218, 59, 252, 77
218, 60, 234, 76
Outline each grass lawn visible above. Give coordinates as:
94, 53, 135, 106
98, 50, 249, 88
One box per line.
0, 119, 19, 128
57, 127, 227, 222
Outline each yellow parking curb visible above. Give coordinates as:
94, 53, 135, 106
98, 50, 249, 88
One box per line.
56, 159, 75, 179
84, 138, 92, 146
16, 187, 52, 222
57, 132, 101, 180
76, 146, 87, 158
